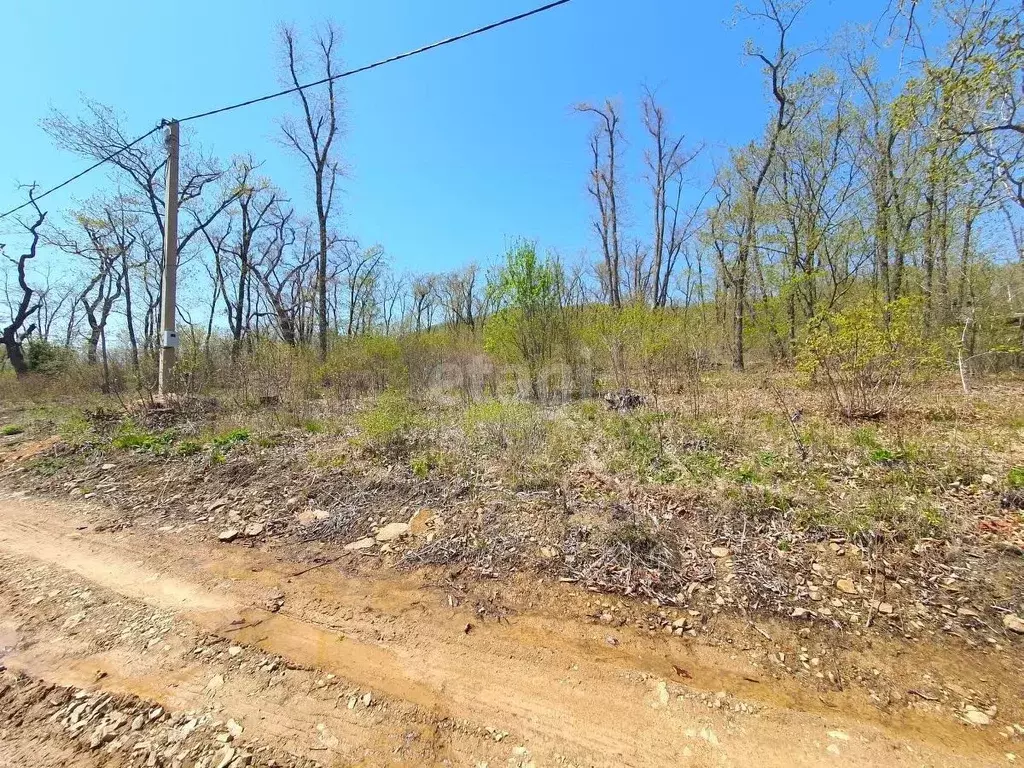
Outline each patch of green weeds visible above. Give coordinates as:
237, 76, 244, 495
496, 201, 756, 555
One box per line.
679, 450, 723, 482
255, 433, 284, 448
28, 456, 68, 477
603, 411, 671, 481
358, 390, 422, 457
1, 425, 24, 436
111, 423, 175, 454
211, 428, 250, 449
571, 399, 603, 422
725, 484, 793, 520
464, 400, 545, 450
851, 426, 882, 450
58, 412, 93, 444
798, 486, 946, 542
1008, 467, 1024, 490
733, 462, 763, 484
302, 419, 326, 434
176, 440, 203, 457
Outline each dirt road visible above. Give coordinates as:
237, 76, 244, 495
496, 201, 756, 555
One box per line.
0, 494, 1016, 767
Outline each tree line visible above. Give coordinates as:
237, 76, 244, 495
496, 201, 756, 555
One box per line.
1, 0, 1022, 393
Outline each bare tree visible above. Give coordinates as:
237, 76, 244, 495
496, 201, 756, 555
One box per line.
577, 100, 624, 308
279, 23, 346, 359
440, 264, 482, 330
410, 275, 438, 332
344, 245, 385, 336
1, 191, 46, 376
642, 90, 704, 308
251, 215, 318, 346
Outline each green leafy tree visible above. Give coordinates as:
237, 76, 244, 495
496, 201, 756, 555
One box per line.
484, 242, 562, 400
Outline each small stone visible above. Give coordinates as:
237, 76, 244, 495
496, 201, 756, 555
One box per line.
1003, 614, 1024, 634
226, 719, 243, 739
964, 706, 991, 726
981, 474, 996, 485
212, 746, 235, 768
710, 547, 730, 558
835, 578, 857, 595
218, 529, 239, 543
228, 646, 243, 657
375, 522, 410, 542
344, 537, 376, 552
828, 730, 849, 741
131, 714, 145, 731
179, 718, 199, 738
296, 509, 330, 525
207, 674, 225, 691
539, 546, 560, 559
101, 463, 116, 471
791, 607, 809, 619
242, 523, 265, 537
360, 692, 372, 707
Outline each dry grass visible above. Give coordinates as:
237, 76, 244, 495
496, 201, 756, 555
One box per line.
2, 370, 1023, 639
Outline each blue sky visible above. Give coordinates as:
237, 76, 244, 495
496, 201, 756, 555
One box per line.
1, 0, 895, 274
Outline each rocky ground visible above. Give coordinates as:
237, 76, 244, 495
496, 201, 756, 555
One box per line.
0, 491, 1022, 766
1, 381, 1023, 765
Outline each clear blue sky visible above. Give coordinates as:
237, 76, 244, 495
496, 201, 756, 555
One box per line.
2, 0, 894, 274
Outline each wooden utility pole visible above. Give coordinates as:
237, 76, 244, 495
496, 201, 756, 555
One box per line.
157, 120, 180, 396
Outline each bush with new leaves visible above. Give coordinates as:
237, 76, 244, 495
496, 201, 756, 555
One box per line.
797, 296, 947, 418
483, 241, 563, 400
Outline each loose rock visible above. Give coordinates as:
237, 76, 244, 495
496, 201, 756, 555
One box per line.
375, 522, 410, 542
344, 537, 376, 552
835, 578, 857, 595
1003, 614, 1024, 634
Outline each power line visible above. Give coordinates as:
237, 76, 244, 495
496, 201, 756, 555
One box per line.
179, 0, 572, 123
0, 0, 572, 222
0, 126, 162, 220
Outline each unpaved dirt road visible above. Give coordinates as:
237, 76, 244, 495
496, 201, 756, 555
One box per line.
0, 494, 1017, 767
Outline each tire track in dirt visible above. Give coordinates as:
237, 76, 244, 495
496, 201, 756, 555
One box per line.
0, 494, 1011, 767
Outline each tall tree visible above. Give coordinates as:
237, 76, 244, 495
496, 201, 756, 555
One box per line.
577, 101, 625, 308
279, 22, 346, 360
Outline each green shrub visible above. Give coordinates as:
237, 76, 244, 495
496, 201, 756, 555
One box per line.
1, 425, 24, 436
24, 339, 73, 376
357, 390, 421, 456
409, 454, 432, 479
1008, 467, 1024, 490
797, 295, 947, 418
